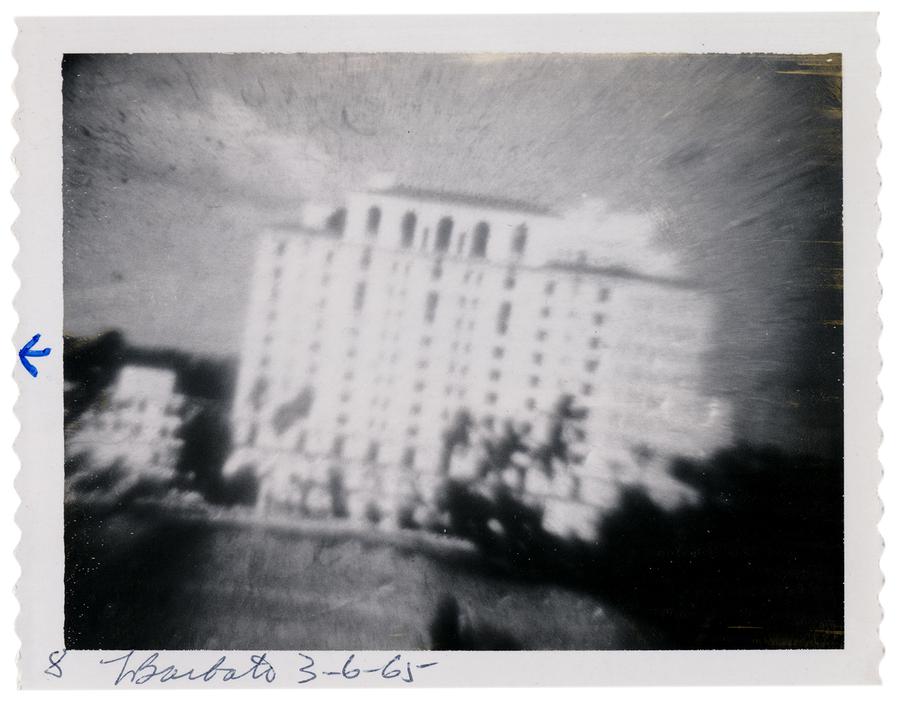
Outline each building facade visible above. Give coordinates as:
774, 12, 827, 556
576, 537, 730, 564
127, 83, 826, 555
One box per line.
67, 365, 185, 477
224, 185, 731, 538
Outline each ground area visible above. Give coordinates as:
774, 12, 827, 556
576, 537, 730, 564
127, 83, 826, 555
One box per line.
64, 501, 651, 650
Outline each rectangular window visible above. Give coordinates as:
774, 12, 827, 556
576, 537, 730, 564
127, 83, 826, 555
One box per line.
471, 223, 490, 258
512, 226, 528, 255
402, 447, 416, 468
425, 291, 440, 323
365, 441, 380, 463
353, 282, 367, 312
497, 301, 512, 335
586, 359, 599, 373
332, 435, 345, 458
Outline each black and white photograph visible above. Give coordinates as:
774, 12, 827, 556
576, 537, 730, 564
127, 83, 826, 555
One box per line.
58, 50, 846, 652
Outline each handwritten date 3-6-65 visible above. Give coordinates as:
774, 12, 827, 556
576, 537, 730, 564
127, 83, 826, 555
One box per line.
90, 650, 437, 686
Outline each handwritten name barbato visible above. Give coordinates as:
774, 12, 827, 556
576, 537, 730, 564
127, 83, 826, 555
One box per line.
87, 651, 437, 686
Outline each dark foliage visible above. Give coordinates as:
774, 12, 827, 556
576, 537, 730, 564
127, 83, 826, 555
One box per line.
215, 466, 260, 507
64, 330, 237, 420
122, 345, 236, 402
592, 445, 844, 648
436, 480, 553, 565
64, 330, 127, 423
438, 444, 843, 649
176, 403, 233, 500
272, 386, 315, 435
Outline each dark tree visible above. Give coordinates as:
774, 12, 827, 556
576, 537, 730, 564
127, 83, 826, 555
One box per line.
176, 402, 232, 500
63, 330, 127, 423
531, 394, 588, 478
438, 408, 474, 476
476, 418, 530, 493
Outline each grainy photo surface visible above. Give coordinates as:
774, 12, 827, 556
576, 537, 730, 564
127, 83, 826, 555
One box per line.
60, 52, 844, 651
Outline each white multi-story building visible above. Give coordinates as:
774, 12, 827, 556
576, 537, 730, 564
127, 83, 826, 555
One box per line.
224, 184, 731, 537
67, 365, 185, 477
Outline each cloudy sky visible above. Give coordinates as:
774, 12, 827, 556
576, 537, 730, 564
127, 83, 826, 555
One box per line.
62, 53, 842, 455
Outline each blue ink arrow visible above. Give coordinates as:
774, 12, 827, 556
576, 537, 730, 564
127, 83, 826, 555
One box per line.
18, 333, 51, 378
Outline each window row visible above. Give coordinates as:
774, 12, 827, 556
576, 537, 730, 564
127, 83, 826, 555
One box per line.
365, 206, 529, 259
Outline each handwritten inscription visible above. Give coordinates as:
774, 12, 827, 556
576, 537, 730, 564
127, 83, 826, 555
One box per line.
91, 650, 438, 686
44, 649, 67, 678
297, 652, 438, 684
100, 651, 277, 685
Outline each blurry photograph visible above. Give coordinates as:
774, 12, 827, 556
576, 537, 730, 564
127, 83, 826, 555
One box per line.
61, 52, 844, 651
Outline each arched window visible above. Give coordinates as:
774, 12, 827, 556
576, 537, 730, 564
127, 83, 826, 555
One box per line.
326, 208, 347, 235
471, 222, 490, 257
512, 224, 528, 255
401, 211, 416, 248
366, 206, 382, 236
436, 217, 453, 252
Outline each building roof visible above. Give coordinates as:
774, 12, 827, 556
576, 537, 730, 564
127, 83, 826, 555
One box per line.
266, 222, 338, 237
368, 185, 558, 217
544, 260, 697, 289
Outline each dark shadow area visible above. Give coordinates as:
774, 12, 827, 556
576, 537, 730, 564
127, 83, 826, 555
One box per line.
435, 444, 843, 649
64, 503, 210, 648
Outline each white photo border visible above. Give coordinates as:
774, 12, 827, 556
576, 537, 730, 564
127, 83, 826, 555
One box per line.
12, 13, 882, 687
